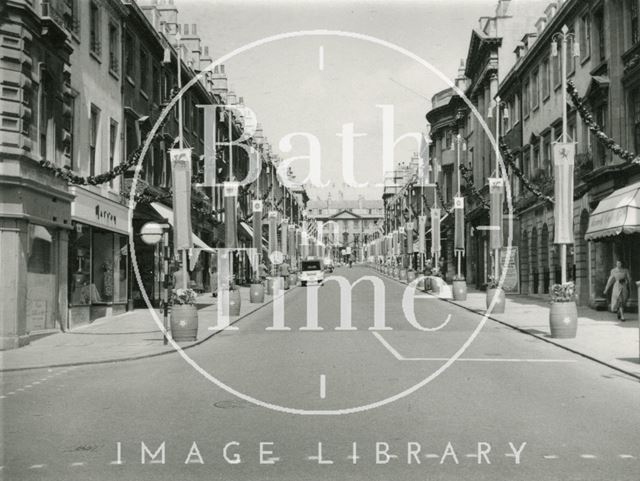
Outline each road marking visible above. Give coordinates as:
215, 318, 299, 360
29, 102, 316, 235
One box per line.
71, 462, 85, 467
372, 332, 577, 363
619, 454, 634, 459
25, 385, 32, 388
0, 396, 5, 399
29, 464, 45, 469
33, 381, 40, 385
544, 455, 559, 459
16, 388, 24, 391
318, 46, 324, 70
319, 374, 326, 399
580, 454, 597, 459
7, 392, 15, 395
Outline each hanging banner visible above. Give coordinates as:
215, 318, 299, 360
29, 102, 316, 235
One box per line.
268, 210, 278, 255
252, 199, 262, 253
553, 142, 575, 244
288, 224, 296, 259
280, 219, 289, 257
392, 230, 399, 256
406, 222, 414, 254
454, 196, 465, 252
431, 208, 441, 257
170, 148, 193, 252
489, 178, 504, 250
224, 181, 238, 249
418, 215, 427, 254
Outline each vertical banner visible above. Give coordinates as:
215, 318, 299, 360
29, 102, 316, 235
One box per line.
170, 148, 193, 252
418, 215, 427, 254
431, 208, 441, 257
489, 178, 504, 250
454, 196, 465, 252
280, 219, 289, 257
392, 230, 399, 256
268, 211, 279, 257
288, 224, 296, 259
224, 181, 238, 249
252, 199, 263, 253
406, 222, 414, 254
201, 105, 217, 187
553, 142, 575, 244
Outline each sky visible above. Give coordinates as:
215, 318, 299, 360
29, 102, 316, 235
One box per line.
177, 0, 506, 201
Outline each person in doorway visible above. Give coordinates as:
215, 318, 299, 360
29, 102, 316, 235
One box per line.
604, 260, 632, 321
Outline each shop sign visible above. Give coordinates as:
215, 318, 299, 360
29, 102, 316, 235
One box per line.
70, 187, 129, 235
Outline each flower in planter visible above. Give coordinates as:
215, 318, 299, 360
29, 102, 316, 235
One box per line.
550, 282, 576, 303
486, 275, 500, 289
171, 288, 198, 305
452, 274, 466, 281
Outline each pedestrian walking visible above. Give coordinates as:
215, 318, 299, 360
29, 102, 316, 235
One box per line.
604, 260, 632, 321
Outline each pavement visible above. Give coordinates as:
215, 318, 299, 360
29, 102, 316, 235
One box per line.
0, 284, 296, 372
1, 265, 638, 481
372, 265, 640, 380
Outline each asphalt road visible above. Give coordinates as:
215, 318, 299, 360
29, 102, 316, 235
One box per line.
2, 266, 639, 481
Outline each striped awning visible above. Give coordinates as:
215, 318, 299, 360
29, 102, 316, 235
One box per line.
585, 183, 640, 240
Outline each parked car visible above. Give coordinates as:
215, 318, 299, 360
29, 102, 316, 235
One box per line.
299, 258, 325, 286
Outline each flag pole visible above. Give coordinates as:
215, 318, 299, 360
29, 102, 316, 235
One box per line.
176, 33, 188, 290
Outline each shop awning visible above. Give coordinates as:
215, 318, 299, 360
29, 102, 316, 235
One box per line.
585, 183, 640, 241
150, 202, 216, 251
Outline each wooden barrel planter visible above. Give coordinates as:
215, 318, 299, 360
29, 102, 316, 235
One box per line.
249, 283, 265, 303
170, 304, 198, 342
225, 288, 242, 316
486, 287, 506, 313
549, 301, 578, 338
399, 268, 408, 281
406, 269, 416, 283
452, 279, 467, 300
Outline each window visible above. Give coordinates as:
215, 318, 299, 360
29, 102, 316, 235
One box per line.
89, 105, 100, 176
153, 64, 161, 103
89, 1, 101, 57
532, 69, 539, 109
124, 31, 135, 80
67, 96, 75, 168
523, 79, 530, 117
108, 22, 119, 74
109, 119, 118, 187
140, 48, 149, 94
580, 14, 591, 60
553, 44, 561, 87
512, 93, 520, 124
630, 0, 639, 46
541, 59, 550, 99
66, 0, 80, 35
523, 148, 531, 183
593, 104, 607, 164
542, 134, 551, 175
566, 25, 576, 73
633, 88, 640, 153
533, 143, 540, 174
39, 80, 48, 159
595, 9, 605, 61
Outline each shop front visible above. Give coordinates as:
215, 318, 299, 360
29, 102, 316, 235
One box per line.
68, 187, 130, 328
585, 182, 640, 310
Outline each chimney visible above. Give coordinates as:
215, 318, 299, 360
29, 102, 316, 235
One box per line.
212, 64, 228, 101
535, 16, 547, 34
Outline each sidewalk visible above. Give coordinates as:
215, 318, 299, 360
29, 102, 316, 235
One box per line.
0, 286, 293, 372
373, 267, 640, 379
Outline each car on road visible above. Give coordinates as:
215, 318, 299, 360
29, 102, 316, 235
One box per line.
299, 258, 325, 286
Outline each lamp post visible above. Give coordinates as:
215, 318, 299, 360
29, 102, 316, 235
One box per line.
552, 24, 579, 285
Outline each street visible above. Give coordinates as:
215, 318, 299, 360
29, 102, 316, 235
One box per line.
2, 266, 638, 481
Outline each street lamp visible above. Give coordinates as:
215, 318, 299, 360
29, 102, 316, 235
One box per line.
552, 24, 580, 285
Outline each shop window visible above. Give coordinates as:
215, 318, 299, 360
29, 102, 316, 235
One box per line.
592, 104, 608, 164
39, 80, 49, 160
92, 230, 114, 303
69, 228, 92, 305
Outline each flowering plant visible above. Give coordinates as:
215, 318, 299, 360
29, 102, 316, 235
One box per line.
171, 288, 198, 305
486, 275, 500, 289
550, 282, 576, 303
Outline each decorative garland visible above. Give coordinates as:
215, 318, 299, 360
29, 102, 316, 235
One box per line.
458, 164, 489, 209
567, 80, 640, 165
499, 138, 554, 205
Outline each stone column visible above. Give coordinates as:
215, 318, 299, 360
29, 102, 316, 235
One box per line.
0, 218, 29, 349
